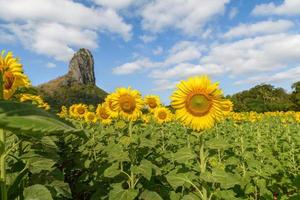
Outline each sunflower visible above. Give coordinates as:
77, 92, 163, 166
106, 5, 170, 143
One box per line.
69, 104, 77, 118
111, 87, 143, 121
154, 107, 172, 124
84, 112, 97, 123
19, 93, 50, 110
0, 51, 31, 100
96, 103, 112, 125
104, 94, 119, 118
74, 104, 88, 118
58, 106, 68, 118
141, 114, 151, 124
221, 100, 233, 115
171, 75, 229, 131
144, 95, 161, 112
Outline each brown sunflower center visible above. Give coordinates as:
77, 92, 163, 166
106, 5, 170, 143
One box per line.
186, 93, 212, 116
119, 94, 136, 113
158, 111, 167, 120
148, 99, 157, 108
100, 110, 109, 119
4, 72, 15, 90
88, 114, 95, 120
77, 107, 86, 115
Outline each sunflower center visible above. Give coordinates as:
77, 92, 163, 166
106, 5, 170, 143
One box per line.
148, 99, 157, 108
119, 94, 136, 113
100, 111, 109, 119
77, 107, 86, 115
4, 72, 15, 90
88, 114, 95, 120
186, 94, 212, 116
158, 111, 167, 120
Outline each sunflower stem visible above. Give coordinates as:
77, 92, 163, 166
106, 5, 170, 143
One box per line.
128, 121, 133, 138
0, 129, 7, 200
199, 134, 206, 173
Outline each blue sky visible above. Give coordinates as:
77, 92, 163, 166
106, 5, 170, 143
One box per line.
0, 0, 300, 103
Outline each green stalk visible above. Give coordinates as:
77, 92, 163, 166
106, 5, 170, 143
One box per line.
128, 121, 133, 138
0, 129, 7, 200
199, 134, 206, 173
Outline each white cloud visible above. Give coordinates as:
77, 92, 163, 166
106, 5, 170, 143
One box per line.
112, 41, 203, 74
112, 58, 159, 74
164, 41, 203, 65
141, 0, 229, 34
0, 0, 132, 61
223, 20, 294, 39
2, 22, 98, 61
139, 35, 156, 43
229, 7, 238, 19
46, 62, 57, 68
113, 33, 300, 91
202, 34, 300, 75
93, 0, 135, 9
153, 46, 163, 55
0, 30, 15, 44
150, 63, 224, 79
252, 0, 300, 16
235, 66, 300, 85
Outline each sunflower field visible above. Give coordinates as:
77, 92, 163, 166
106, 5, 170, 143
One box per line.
0, 51, 299, 200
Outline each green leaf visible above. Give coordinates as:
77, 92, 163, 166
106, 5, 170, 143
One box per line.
172, 147, 195, 164
104, 163, 121, 178
23, 184, 53, 200
166, 171, 195, 190
50, 180, 72, 199
27, 157, 56, 174
169, 191, 181, 200
8, 168, 29, 200
182, 193, 201, 200
214, 190, 238, 200
200, 168, 240, 189
0, 101, 83, 137
206, 137, 230, 149
140, 190, 163, 200
109, 184, 138, 200
132, 160, 153, 181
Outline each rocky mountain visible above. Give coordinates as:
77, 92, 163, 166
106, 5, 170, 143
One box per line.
37, 48, 107, 110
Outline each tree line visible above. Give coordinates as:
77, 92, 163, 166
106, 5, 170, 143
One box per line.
226, 81, 300, 112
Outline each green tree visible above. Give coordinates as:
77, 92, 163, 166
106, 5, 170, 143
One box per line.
229, 84, 293, 112
290, 81, 300, 111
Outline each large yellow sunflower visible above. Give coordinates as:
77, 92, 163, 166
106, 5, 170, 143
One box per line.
96, 103, 112, 125
144, 95, 161, 112
0, 51, 31, 100
110, 87, 143, 121
104, 94, 119, 118
171, 75, 229, 131
74, 104, 88, 118
154, 107, 173, 124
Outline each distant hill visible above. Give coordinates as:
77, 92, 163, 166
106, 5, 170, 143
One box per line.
37, 48, 107, 111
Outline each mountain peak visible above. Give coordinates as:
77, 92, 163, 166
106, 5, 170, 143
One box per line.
68, 48, 95, 85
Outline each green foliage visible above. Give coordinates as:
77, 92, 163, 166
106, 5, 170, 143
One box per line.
0, 101, 84, 200
228, 83, 295, 112
291, 81, 300, 111
37, 83, 107, 111
0, 100, 83, 137
57, 117, 300, 199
